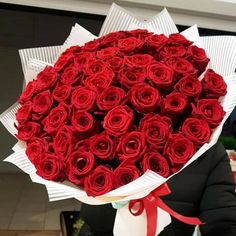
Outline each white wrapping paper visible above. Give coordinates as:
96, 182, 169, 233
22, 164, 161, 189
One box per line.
1, 4, 236, 236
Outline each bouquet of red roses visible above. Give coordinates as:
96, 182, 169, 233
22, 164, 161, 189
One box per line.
1, 4, 236, 236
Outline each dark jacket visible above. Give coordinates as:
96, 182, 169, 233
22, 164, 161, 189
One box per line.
80, 142, 236, 236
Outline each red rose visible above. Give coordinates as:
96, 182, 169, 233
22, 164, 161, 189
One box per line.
147, 63, 174, 90
117, 131, 147, 161
114, 160, 140, 188
145, 34, 169, 50
191, 99, 225, 128
61, 65, 83, 85
71, 87, 96, 111
161, 92, 187, 117
53, 126, 75, 158
18, 81, 38, 104
97, 47, 118, 60
52, 83, 72, 103
84, 166, 113, 196
17, 121, 41, 142
71, 111, 94, 134
117, 37, 143, 54
83, 39, 100, 52
97, 86, 126, 111
66, 150, 95, 186
174, 75, 202, 100
202, 69, 227, 98
106, 56, 124, 73
86, 60, 111, 75
127, 29, 153, 40
166, 57, 196, 77
159, 43, 187, 59
54, 54, 74, 73
181, 117, 211, 145
119, 67, 146, 89
26, 137, 49, 166
164, 133, 195, 168
90, 132, 114, 161
187, 45, 209, 75
43, 104, 69, 135
16, 102, 33, 124
36, 66, 58, 90
61, 45, 81, 56
74, 139, 90, 152
32, 91, 53, 116
129, 83, 161, 113
124, 54, 154, 69
169, 33, 192, 46
99, 31, 126, 47
142, 151, 170, 178
83, 71, 114, 93
103, 105, 133, 137
139, 113, 171, 151
36, 153, 65, 181
74, 52, 94, 69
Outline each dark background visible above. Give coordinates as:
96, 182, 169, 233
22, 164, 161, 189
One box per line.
0, 3, 235, 172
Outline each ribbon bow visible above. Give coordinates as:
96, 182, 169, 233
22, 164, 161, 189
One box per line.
129, 183, 202, 236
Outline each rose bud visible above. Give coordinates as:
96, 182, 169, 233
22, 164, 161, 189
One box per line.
26, 137, 49, 167
66, 150, 95, 186
174, 75, 202, 100
99, 31, 126, 48
187, 45, 209, 75
129, 83, 161, 114
97, 47, 119, 60
147, 62, 174, 90
142, 151, 170, 178
71, 87, 96, 112
191, 99, 225, 128
114, 160, 140, 188
36, 153, 65, 181
18, 80, 38, 105
71, 111, 94, 134
53, 126, 75, 159
52, 83, 72, 103
161, 92, 187, 118
117, 37, 144, 54
103, 105, 133, 137
32, 90, 53, 116
16, 102, 33, 124
97, 86, 126, 111
139, 113, 171, 151
181, 117, 211, 146
201, 69, 227, 98
17, 121, 41, 142
54, 54, 74, 73
74, 52, 94, 69
84, 166, 113, 197
61, 65, 83, 85
83, 38, 100, 52
145, 34, 169, 50
159, 42, 187, 59
60, 45, 81, 57
164, 133, 195, 168
117, 131, 147, 161
43, 103, 70, 135
119, 67, 146, 89
90, 132, 114, 161
83, 71, 114, 93
169, 33, 192, 46
127, 29, 153, 40
124, 54, 154, 69
165, 57, 196, 77
36, 66, 59, 90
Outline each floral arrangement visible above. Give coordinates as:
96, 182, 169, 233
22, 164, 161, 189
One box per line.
1, 4, 236, 236
15, 29, 227, 197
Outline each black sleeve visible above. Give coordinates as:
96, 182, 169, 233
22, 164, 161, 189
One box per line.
199, 143, 236, 236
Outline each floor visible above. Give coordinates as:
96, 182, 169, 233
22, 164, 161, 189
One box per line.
0, 173, 81, 232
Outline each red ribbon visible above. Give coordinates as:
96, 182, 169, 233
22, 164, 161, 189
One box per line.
129, 183, 202, 236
